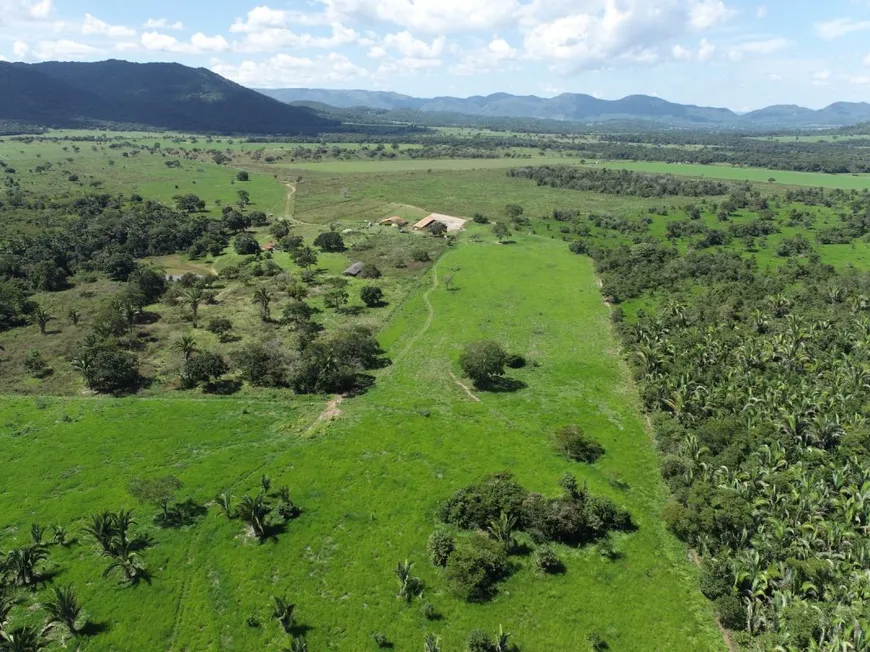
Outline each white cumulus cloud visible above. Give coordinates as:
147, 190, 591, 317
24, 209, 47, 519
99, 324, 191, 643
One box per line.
144, 18, 184, 30
141, 31, 229, 54
815, 18, 870, 40
451, 38, 518, 75
82, 13, 136, 38
382, 31, 445, 58
213, 52, 370, 87
34, 39, 100, 59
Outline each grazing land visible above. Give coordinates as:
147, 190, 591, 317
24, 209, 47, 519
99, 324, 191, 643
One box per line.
4, 123, 870, 651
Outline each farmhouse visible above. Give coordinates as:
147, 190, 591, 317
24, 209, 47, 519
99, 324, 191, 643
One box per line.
343, 262, 365, 277
413, 213, 468, 233
380, 216, 409, 227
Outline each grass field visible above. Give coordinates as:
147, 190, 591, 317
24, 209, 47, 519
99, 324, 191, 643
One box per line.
0, 232, 722, 651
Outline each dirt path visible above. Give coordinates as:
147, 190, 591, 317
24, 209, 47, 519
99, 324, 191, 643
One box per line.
449, 372, 480, 402
391, 257, 441, 366
284, 182, 297, 218
305, 395, 344, 434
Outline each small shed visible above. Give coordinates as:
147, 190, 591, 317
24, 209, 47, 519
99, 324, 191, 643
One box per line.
413, 216, 437, 230
343, 262, 365, 277
381, 216, 409, 227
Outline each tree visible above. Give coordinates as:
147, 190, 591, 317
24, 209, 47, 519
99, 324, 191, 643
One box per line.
23, 350, 49, 378
360, 286, 384, 307
394, 559, 422, 602
31, 305, 51, 335
505, 204, 524, 218
172, 334, 198, 362
206, 318, 233, 342
252, 288, 274, 322
42, 584, 82, 636
232, 343, 287, 387
129, 476, 183, 520
487, 511, 518, 552
313, 231, 345, 252
237, 494, 270, 541
0, 625, 50, 652
428, 221, 447, 237
72, 344, 139, 394
237, 171, 249, 182
2, 545, 48, 586
292, 247, 318, 270
234, 233, 260, 256
427, 530, 455, 567
102, 542, 146, 585
324, 287, 349, 312
181, 287, 205, 325
424, 634, 441, 652
459, 341, 508, 388
554, 425, 605, 463
492, 223, 510, 243
66, 308, 81, 327
271, 596, 295, 633
182, 351, 229, 389
236, 189, 251, 207
174, 194, 206, 213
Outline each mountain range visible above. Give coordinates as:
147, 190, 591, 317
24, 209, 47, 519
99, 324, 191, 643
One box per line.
259, 88, 870, 129
0, 60, 334, 135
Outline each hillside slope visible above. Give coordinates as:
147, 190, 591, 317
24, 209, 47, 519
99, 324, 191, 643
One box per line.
0, 60, 334, 134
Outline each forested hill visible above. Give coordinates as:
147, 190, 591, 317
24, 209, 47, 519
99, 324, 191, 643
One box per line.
0, 60, 335, 135
259, 88, 870, 129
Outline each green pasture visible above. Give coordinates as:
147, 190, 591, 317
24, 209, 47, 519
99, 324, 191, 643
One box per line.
0, 233, 722, 651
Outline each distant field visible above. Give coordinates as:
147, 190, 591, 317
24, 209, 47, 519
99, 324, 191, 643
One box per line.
279, 155, 582, 173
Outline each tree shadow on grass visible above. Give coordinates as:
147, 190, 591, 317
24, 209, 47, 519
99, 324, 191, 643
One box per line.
155, 499, 208, 529
79, 621, 110, 637
205, 379, 242, 395
478, 377, 527, 393
289, 623, 314, 638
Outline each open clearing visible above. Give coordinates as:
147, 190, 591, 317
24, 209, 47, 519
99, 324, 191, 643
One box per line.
0, 232, 721, 651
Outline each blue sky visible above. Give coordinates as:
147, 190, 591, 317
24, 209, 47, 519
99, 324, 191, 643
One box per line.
0, 0, 869, 110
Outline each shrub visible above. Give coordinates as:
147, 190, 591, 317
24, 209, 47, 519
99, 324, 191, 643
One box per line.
234, 233, 260, 256
373, 633, 390, 648
206, 317, 233, 342
554, 425, 605, 463
421, 602, 439, 620
182, 351, 229, 389
533, 545, 562, 574
472, 212, 489, 224
427, 530, 455, 567
699, 557, 733, 600
569, 240, 588, 255
411, 248, 430, 262
459, 341, 508, 387
467, 630, 495, 652
237, 171, 249, 181
715, 595, 745, 631
24, 349, 50, 378
314, 231, 345, 252
439, 472, 528, 530
232, 342, 287, 387
445, 534, 508, 602
429, 221, 447, 237
360, 286, 384, 307
359, 264, 382, 279
77, 344, 140, 394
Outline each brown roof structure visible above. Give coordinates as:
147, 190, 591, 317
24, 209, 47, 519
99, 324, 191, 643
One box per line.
413, 216, 437, 230
380, 216, 409, 227
262, 241, 276, 251
344, 262, 365, 276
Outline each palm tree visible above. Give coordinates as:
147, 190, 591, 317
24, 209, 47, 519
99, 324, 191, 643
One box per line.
215, 490, 234, 519
487, 512, 518, 552
260, 475, 271, 494
66, 308, 81, 327
287, 638, 308, 652
102, 542, 145, 585
423, 633, 441, 652
29, 524, 44, 545
83, 512, 117, 553
271, 596, 295, 633
118, 301, 141, 346
3, 545, 48, 586
172, 334, 198, 362
0, 625, 50, 652
32, 306, 51, 336
181, 287, 205, 325
43, 584, 82, 636
237, 495, 270, 541
395, 559, 420, 602
112, 510, 136, 548
50, 525, 69, 547
71, 349, 96, 390
0, 589, 15, 635
494, 625, 511, 652
252, 288, 274, 322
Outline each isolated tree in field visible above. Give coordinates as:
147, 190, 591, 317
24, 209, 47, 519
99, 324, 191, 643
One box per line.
30, 523, 45, 544
174, 194, 206, 213
236, 171, 249, 182
554, 425, 605, 463
423, 634, 441, 652
360, 286, 384, 307
215, 490, 234, 518
117, 300, 141, 345
252, 288, 274, 322
492, 223, 510, 243
172, 334, 198, 362
236, 189, 251, 207
395, 559, 422, 602
181, 287, 205, 325
237, 494, 270, 541
505, 203, 524, 218
42, 584, 82, 636
50, 524, 69, 547
313, 231, 345, 252
66, 308, 81, 327
459, 340, 508, 387
324, 287, 349, 312
291, 247, 318, 270
444, 275, 454, 291
32, 305, 51, 335
129, 476, 183, 520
